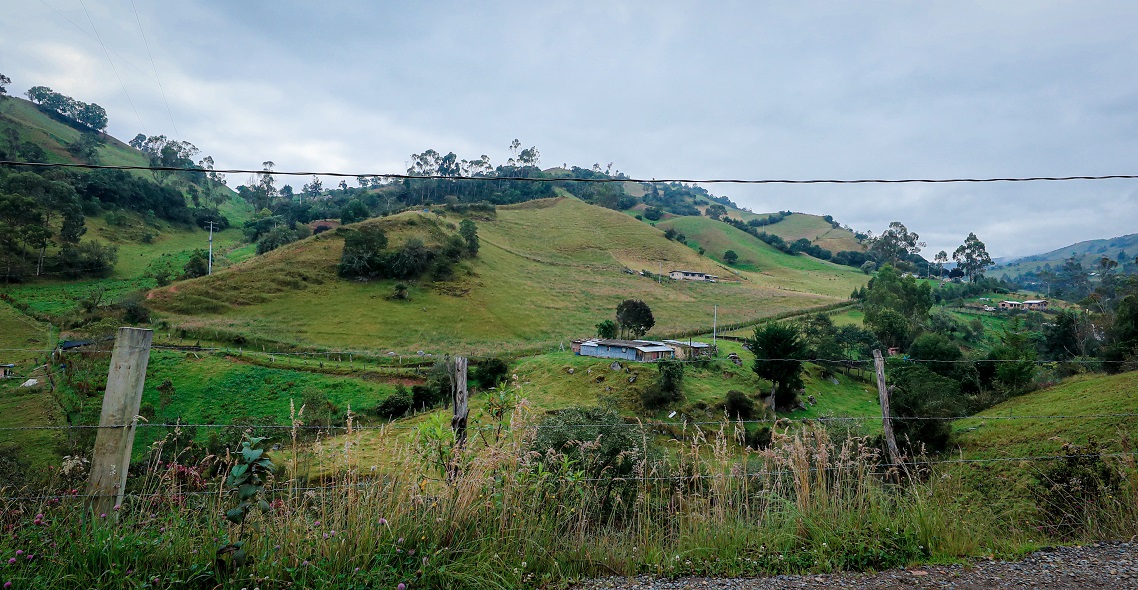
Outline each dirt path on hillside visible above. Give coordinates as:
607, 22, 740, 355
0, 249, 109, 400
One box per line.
575, 542, 1138, 589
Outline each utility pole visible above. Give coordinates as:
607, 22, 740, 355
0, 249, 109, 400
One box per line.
712, 304, 717, 349
206, 221, 216, 275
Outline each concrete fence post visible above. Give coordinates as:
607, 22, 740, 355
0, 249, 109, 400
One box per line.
85, 327, 153, 515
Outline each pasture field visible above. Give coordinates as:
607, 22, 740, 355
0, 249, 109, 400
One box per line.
147, 198, 864, 354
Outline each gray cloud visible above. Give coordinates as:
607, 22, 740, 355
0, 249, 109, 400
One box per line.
3, 1, 1137, 258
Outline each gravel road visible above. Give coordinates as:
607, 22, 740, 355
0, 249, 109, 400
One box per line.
575, 541, 1138, 589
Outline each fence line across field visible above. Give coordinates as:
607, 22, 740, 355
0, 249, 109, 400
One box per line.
4, 410, 1138, 433
7, 328, 1133, 510
5, 451, 1138, 504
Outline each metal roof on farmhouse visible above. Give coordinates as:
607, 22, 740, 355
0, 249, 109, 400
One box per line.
585, 339, 674, 352
663, 339, 710, 348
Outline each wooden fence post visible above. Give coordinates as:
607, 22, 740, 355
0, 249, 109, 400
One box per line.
872, 349, 904, 480
447, 357, 469, 482
451, 356, 469, 448
86, 327, 153, 515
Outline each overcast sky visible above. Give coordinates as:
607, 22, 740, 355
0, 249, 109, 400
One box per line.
3, 1, 1137, 258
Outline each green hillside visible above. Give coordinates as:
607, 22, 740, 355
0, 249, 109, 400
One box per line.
0, 97, 145, 166
954, 371, 1138, 458
147, 197, 866, 354
719, 209, 865, 253
994, 232, 1138, 278
657, 215, 865, 292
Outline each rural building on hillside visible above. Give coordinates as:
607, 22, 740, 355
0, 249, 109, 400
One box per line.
662, 339, 714, 359
576, 339, 676, 362
669, 270, 719, 282
1, 364, 13, 379
998, 300, 1049, 311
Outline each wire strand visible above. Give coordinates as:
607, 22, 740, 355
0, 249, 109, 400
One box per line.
1, 160, 1136, 185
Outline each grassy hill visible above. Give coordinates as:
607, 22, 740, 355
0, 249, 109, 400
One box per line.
657, 215, 865, 293
147, 197, 866, 354
954, 371, 1138, 458
0, 97, 145, 167
993, 232, 1138, 278
718, 209, 865, 253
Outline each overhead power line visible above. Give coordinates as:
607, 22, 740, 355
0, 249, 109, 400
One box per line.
77, 0, 146, 129
129, 0, 179, 137
1, 160, 1136, 185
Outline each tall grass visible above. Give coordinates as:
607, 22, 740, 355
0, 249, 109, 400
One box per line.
3, 402, 1135, 589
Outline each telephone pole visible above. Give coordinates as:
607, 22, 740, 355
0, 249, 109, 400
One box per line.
206, 221, 216, 275
712, 304, 717, 349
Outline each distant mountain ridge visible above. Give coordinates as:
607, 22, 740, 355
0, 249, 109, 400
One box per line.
994, 232, 1138, 278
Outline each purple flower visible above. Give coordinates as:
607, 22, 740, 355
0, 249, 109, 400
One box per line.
113, 505, 121, 511
313, 520, 321, 526
330, 530, 336, 537
302, 560, 310, 566
378, 518, 388, 526
6, 558, 14, 565
398, 584, 406, 590
323, 533, 329, 539
100, 513, 106, 519
14, 551, 21, 556
34, 514, 43, 520
408, 550, 415, 556
4, 582, 11, 589
397, 537, 404, 544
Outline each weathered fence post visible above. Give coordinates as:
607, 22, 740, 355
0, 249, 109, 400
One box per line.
446, 356, 469, 482
86, 327, 153, 515
451, 356, 469, 448
872, 349, 903, 481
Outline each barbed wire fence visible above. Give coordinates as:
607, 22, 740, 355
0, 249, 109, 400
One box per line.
2, 326, 1135, 506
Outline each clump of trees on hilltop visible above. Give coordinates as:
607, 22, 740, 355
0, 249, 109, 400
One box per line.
336, 218, 480, 285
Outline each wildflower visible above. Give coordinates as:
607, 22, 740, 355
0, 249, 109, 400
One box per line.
100, 514, 107, 519
313, 521, 321, 527
378, 518, 388, 526
330, 530, 336, 537
35, 514, 43, 520
14, 551, 21, 556
113, 505, 121, 511
7, 559, 14, 565
398, 538, 404, 544
398, 584, 406, 590
323, 534, 329, 539
302, 561, 310, 566
4, 582, 10, 589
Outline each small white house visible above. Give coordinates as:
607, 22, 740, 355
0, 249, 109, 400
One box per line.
669, 270, 719, 282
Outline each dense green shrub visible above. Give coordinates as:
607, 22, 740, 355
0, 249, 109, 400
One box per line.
642, 359, 684, 409
374, 385, 413, 420
472, 358, 510, 389
724, 389, 756, 419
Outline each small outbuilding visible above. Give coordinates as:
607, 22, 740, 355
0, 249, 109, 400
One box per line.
663, 339, 714, 359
